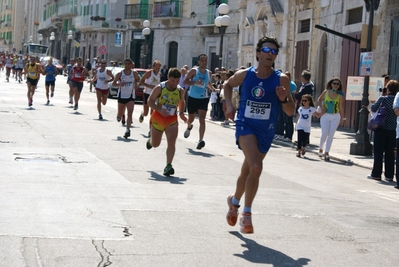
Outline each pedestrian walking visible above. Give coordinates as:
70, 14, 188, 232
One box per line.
295, 94, 320, 157
317, 77, 346, 161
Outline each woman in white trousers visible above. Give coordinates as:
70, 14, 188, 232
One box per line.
317, 77, 346, 161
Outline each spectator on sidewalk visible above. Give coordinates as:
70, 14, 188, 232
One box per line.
295, 70, 314, 112
317, 77, 346, 161
295, 94, 321, 157
372, 79, 398, 183
392, 80, 399, 189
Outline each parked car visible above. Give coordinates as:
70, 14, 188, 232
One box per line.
107, 67, 149, 102
39, 56, 63, 74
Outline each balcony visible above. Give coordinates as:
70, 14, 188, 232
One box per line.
58, 4, 78, 18
38, 16, 63, 33
125, 4, 152, 20
74, 15, 93, 30
153, 1, 183, 19
91, 19, 127, 32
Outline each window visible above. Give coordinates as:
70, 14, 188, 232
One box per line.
299, 19, 310, 33
96, 4, 99, 16
103, 3, 107, 17
347, 7, 363, 25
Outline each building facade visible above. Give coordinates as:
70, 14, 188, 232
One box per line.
4, 0, 399, 130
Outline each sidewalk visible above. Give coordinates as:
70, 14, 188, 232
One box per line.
207, 119, 374, 170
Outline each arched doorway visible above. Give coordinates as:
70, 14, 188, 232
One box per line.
168, 41, 178, 68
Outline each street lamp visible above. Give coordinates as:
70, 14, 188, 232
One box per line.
214, 4, 230, 69
29, 35, 33, 43
50, 32, 55, 57
67, 30, 73, 62
38, 34, 43, 44
349, 0, 379, 156
142, 20, 151, 69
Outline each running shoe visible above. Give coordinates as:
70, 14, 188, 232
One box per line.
124, 129, 130, 139
163, 163, 175, 176
99, 114, 103, 120
240, 212, 254, 234
51, 92, 54, 98
148, 130, 151, 138
69, 99, 73, 104
28, 101, 32, 107
226, 195, 240, 226
139, 113, 144, 123
184, 125, 193, 138
196, 140, 205, 150
146, 139, 152, 150
116, 116, 121, 122
46, 100, 50, 105
122, 114, 126, 125
73, 104, 78, 110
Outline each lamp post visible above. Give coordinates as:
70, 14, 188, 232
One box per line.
142, 20, 151, 69
67, 30, 73, 62
50, 32, 55, 58
29, 35, 33, 43
38, 34, 43, 44
214, 4, 230, 69
349, 0, 379, 156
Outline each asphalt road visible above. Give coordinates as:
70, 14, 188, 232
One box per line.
0, 74, 398, 266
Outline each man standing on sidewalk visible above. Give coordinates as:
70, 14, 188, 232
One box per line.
223, 36, 295, 234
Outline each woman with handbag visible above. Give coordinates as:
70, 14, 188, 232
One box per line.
368, 81, 398, 181
317, 77, 346, 161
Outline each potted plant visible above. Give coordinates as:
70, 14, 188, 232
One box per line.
102, 21, 109, 28
115, 17, 122, 22
34, 21, 39, 25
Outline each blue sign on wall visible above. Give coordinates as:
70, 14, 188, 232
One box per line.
115, 32, 122, 47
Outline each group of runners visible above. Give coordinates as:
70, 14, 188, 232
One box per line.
3, 36, 295, 234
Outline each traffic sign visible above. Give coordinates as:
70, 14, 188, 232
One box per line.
359, 52, 373, 76
98, 45, 107, 55
75, 42, 80, 48
346, 76, 384, 101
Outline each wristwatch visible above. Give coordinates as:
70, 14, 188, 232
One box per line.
280, 97, 289, 103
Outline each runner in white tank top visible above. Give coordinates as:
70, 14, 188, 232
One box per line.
88, 59, 114, 120
139, 60, 162, 137
111, 58, 140, 139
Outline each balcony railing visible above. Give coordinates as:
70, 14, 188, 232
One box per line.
153, 1, 183, 18
74, 15, 93, 29
57, 0, 78, 16
125, 4, 152, 20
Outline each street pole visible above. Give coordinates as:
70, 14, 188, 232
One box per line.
350, 0, 377, 155
219, 26, 226, 70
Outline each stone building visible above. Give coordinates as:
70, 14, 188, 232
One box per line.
238, 0, 399, 129
124, 0, 240, 70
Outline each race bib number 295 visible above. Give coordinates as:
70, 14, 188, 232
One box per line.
244, 100, 271, 120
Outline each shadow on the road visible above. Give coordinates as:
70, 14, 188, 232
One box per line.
187, 148, 215, 157
114, 136, 138, 142
229, 231, 311, 266
148, 171, 187, 184
71, 111, 83, 115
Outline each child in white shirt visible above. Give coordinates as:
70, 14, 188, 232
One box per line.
295, 94, 321, 157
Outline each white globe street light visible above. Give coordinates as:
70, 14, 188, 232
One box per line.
67, 30, 73, 61
142, 22, 151, 69
50, 32, 55, 57
214, 4, 230, 69
38, 34, 43, 44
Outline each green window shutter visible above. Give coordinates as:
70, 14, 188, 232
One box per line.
96, 4, 99, 15
103, 3, 107, 17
